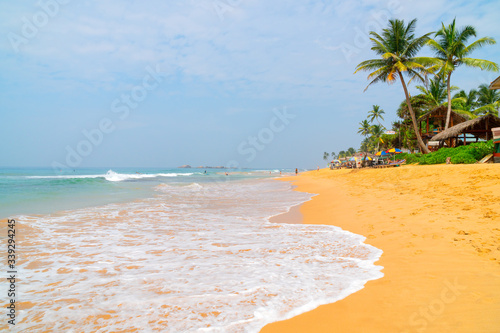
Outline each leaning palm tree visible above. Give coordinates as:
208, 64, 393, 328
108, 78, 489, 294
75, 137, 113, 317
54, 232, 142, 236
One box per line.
427, 19, 498, 129
355, 18, 436, 153
368, 105, 385, 127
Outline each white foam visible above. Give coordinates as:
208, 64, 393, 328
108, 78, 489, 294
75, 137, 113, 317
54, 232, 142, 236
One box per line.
24, 170, 194, 182
3, 179, 383, 332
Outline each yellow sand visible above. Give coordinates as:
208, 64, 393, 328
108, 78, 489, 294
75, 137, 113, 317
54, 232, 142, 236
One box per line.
262, 164, 500, 333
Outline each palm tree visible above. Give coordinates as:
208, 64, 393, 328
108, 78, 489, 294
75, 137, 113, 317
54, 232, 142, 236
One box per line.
347, 147, 356, 156
453, 89, 478, 110
358, 120, 372, 161
355, 18, 436, 153
358, 119, 371, 137
478, 83, 500, 105
454, 88, 499, 116
415, 76, 460, 109
360, 138, 372, 153
331, 152, 336, 160
427, 19, 498, 130
370, 124, 385, 152
323, 152, 330, 161
368, 105, 385, 127
338, 150, 346, 159
477, 83, 500, 116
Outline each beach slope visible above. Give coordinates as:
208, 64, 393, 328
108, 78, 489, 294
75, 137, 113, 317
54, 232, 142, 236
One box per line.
262, 164, 500, 333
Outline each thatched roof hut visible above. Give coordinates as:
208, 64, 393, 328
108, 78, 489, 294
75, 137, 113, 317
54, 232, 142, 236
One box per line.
418, 106, 468, 127
490, 76, 500, 90
431, 114, 500, 141
418, 106, 468, 140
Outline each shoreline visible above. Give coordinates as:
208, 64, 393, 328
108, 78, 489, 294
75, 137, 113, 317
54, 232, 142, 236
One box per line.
269, 203, 304, 224
262, 164, 500, 332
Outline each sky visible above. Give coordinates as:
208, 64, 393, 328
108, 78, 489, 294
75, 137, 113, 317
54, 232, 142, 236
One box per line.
1, 0, 499, 169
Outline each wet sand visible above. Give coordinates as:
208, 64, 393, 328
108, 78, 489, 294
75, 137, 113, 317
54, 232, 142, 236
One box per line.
262, 164, 500, 333
269, 204, 304, 224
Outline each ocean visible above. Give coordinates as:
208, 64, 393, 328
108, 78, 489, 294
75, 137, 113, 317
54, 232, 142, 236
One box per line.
0, 168, 383, 332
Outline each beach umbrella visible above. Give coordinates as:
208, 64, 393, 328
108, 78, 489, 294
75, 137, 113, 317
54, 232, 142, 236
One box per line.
375, 151, 389, 156
387, 148, 403, 154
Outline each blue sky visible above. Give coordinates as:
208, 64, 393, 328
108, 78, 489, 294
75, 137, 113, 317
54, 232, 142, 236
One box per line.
1, 0, 499, 169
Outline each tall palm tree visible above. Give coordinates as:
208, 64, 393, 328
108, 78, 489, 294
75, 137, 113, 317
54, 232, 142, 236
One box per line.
331, 152, 336, 160
368, 105, 385, 127
355, 18, 436, 153
323, 152, 330, 161
427, 19, 498, 129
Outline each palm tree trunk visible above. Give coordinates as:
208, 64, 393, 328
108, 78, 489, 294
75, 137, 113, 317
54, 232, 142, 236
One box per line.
445, 72, 452, 130
398, 72, 430, 154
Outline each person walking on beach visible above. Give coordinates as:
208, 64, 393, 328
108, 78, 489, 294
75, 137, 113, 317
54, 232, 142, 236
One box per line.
295, 168, 298, 175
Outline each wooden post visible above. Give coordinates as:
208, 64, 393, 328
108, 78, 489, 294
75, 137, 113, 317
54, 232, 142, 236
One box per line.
426, 117, 429, 135
464, 133, 466, 146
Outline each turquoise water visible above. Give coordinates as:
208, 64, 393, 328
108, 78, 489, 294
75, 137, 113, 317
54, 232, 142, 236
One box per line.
0, 167, 285, 219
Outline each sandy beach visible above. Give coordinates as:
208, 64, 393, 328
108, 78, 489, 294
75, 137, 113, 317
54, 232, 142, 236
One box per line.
263, 164, 500, 332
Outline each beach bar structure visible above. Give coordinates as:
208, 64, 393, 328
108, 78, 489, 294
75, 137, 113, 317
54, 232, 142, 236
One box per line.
418, 106, 468, 150
431, 114, 500, 145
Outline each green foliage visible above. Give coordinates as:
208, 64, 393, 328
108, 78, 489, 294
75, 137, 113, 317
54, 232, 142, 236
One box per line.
398, 140, 493, 165
399, 152, 422, 164
450, 152, 477, 164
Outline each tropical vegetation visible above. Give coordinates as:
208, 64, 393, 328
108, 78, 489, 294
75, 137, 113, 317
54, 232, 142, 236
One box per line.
398, 140, 494, 164
322, 18, 498, 164
353, 18, 498, 156
427, 19, 498, 130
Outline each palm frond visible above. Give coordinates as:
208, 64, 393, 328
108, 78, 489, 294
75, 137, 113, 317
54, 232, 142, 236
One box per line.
451, 108, 477, 119
354, 59, 388, 73
461, 58, 499, 71
426, 39, 446, 56
463, 37, 497, 55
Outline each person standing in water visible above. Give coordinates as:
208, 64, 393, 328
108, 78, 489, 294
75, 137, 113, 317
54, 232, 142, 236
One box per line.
295, 168, 298, 175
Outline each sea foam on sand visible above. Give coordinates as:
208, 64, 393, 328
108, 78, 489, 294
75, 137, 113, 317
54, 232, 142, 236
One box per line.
4, 179, 383, 332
